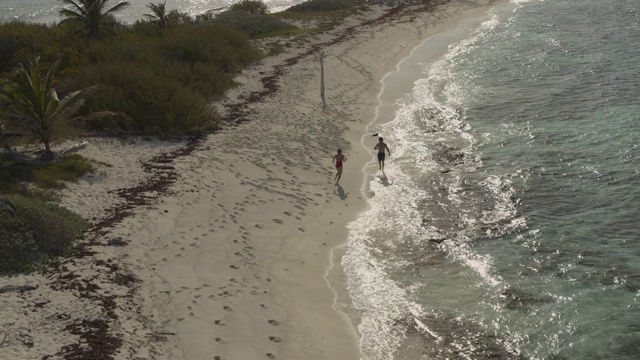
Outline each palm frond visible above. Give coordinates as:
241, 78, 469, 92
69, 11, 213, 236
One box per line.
105, 1, 130, 16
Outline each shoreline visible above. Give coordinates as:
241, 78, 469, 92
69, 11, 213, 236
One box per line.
0, 2, 503, 359
344, 5, 504, 359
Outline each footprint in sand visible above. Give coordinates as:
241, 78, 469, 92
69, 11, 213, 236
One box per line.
215, 337, 228, 344
266, 353, 277, 359
273, 219, 283, 224
268, 336, 283, 343
268, 320, 280, 326
223, 306, 233, 311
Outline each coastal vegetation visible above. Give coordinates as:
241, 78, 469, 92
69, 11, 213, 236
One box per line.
0, 0, 368, 274
229, 0, 269, 15
1, 58, 108, 160
0, 195, 88, 274
58, 0, 131, 41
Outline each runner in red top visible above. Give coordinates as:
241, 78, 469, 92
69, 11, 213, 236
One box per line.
332, 149, 346, 186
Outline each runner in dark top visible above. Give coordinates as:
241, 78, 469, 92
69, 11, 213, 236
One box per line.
374, 137, 391, 171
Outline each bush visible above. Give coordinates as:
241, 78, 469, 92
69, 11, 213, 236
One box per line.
32, 154, 95, 189
0, 196, 88, 275
77, 62, 217, 135
0, 22, 89, 75
1, 20, 261, 137
214, 11, 296, 37
0, 154, 94, 194
0, 200, 39, 274
229, 0, 269, 15
61, 22, 260, 135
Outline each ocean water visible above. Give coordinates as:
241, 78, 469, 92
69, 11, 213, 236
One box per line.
0, 0, 306, 24
345, 0, 640, 359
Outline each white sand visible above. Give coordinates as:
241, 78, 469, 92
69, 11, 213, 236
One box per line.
0, 2, 501, 359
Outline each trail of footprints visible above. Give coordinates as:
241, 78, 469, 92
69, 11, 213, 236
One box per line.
158, 86, 350, 358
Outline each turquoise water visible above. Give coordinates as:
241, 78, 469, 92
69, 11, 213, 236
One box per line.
345, 0, 640, 359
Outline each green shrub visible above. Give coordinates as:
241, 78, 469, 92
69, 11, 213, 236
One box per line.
166, 10, 195, 25
77, 62, 217, 135
32, 154, 94, 189
214, 10, 296, 37
0, 22, 89, 75
0, 154, 94, 194
10, 196, 88, 256
0, 196, 88, 275
229, 0, 269, 15
0, 201, 39, 274
1, 18, 262, 137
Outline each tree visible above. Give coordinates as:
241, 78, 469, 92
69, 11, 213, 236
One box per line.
144, 1, 168, 28
1, 58, 104, 160
229, 0, 269, 15
58, 0, 130, 41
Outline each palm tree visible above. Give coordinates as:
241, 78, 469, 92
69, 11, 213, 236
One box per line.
1, 58, 104, 160
58, 0, 130, 41
144, 1, 168, 28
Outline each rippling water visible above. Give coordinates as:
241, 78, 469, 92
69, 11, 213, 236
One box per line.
0, 0, 305, 24
345, 0, 640, 359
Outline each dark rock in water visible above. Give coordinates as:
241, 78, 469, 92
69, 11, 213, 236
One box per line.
500, 287, 554, 310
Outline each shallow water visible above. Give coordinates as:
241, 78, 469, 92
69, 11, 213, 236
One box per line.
345, 0, 640, 359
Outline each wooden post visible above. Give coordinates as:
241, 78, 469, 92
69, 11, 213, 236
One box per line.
320, 52, 326, 109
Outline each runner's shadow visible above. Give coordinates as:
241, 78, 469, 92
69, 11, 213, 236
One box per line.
380, 174, 391, 187
336, 186, 349, 200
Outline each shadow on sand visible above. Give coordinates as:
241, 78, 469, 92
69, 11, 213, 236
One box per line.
379, 173, 391, 187
336, 185, 349, 200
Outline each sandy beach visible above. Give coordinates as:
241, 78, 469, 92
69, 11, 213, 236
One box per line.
0, 1, 500, 359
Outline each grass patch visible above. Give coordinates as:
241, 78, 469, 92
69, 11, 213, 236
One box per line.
0, 154, 95, 194
0, 195, 88, 275
214, 10, 297, 38
32, 154, 94, 189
